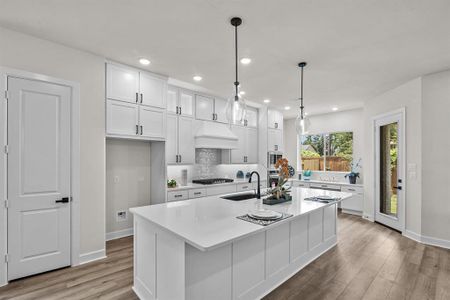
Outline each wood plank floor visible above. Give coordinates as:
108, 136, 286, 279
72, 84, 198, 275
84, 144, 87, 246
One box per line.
0, 213, 449, 300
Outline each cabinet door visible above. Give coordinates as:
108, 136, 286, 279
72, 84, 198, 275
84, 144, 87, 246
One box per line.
139, 72, 167, 108
268, 128, 283, 152
178, 116, 195, 164
166, 114, 178, 164
268, 109, 283, 129
195, 95, 214, 121
245, 107, 258, 127
106, 100, 138, 136
246, 128, 258, 163
230, 125, 246, 163
167, 86, 178, 115
106, 64, 139, 103
214, 98, 229, 124
139, 106, 166, 139
179, 89, 194, 118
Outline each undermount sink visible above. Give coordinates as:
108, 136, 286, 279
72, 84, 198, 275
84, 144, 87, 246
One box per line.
221, 192, 257, 201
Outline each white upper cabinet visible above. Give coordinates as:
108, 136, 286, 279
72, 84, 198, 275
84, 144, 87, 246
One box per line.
268, 109, 283, 130
195, 95, 215, 121
179, 89, 194, 117
230, 126, 247, 164
246, 128, 258, 163
106, 100, 139, 135
268, 128, 283, 152
166, 115, 195, 165
167, 86, 178, 115
229, 126, 258, 164
166, 114, 178, 164
234, 106, 257, 127
177, 116, 195, 164
139, 72, 167, 108
214, 98, 228, 124
139, 106, 166, 139
107, 64, 139, 103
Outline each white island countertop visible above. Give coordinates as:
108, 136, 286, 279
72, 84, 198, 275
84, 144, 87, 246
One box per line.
130, 187, 352, 251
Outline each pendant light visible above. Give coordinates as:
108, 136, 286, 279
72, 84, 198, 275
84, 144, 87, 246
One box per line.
226, 17, 247, 124
295, 62, 310, 134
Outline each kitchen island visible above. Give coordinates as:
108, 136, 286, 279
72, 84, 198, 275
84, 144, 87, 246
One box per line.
130, 187, 352, 300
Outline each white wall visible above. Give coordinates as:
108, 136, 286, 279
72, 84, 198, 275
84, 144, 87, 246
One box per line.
284, 108, 364, 182
362, 78, 422, 235
0, 27, 106, 256
421, 70, 450, 242
106, 139, 151, 236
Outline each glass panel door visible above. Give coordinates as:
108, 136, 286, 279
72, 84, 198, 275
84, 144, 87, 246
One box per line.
379, 123, 398, 217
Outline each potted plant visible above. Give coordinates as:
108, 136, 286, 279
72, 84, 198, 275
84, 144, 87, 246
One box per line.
345, 158, 362, 184
265, 158, 292, 204
167, 179, 177, 188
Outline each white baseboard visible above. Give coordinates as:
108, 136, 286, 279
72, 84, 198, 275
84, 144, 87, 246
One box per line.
403, 230, 450, 250
79, 249, 106, 265
106, 228, 134, 241
341, 209, 363, 216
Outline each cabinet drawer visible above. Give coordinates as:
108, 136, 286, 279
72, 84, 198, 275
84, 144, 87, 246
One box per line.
341, 186, 364, 194
293, 181, 310, 188
189, 188, 207, 199
167, 190, 189, 202
207, 185, 237, 196
236, 183, 253, 191
310, 183, 341, 191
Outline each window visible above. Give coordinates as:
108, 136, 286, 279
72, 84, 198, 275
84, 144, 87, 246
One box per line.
300, 132, 353, 172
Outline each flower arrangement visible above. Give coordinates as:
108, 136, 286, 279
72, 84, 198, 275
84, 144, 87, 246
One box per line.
345, 158, 362, 184
268, 158, 292, 200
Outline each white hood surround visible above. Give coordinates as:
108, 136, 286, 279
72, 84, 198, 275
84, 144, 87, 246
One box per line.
194, 121, 238, 149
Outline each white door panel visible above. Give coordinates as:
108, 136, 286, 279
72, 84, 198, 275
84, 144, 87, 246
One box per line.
106, 64, 139, 103
139, 72, 166, 108
178, 117, 195, 164
7, 77, 71, 280
106, 100, 138, 136
231, 126, 246, 164
179, 90, 194, 117
167, 86, 178, 115
139, 107, 166, 139
245, 107, 258, 128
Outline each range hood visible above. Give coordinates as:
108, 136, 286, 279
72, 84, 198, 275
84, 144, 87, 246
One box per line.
194, 121, 238, 149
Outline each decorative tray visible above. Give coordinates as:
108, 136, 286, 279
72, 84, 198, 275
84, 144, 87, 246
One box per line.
237, 212, 293, 226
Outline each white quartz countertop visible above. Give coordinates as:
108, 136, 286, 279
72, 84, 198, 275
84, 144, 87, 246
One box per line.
290, 179, 364, 188
130, 187, 352, 251
166, 179, 261, 191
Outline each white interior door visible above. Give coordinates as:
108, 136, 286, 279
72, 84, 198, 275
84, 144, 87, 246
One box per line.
374, 111, 404, 232
7, 77, 71, 280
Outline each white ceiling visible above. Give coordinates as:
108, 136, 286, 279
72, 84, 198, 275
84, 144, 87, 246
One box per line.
1, 0, 449, 117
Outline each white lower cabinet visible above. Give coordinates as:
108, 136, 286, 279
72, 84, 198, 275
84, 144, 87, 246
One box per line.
167, 190, 189, 202
166, 115, 195, 164
106, 100, 138, 136
189, 188, 207, 199
340, 186, 364, 214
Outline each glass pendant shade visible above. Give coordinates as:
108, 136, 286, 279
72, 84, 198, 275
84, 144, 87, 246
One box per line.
295, 113, 310, 135
226, 89, 246, 124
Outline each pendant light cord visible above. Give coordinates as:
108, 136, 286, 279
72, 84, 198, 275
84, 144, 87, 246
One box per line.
234, 24, 239, 101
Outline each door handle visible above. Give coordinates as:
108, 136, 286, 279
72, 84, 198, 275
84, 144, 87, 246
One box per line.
393, 186, 402, 190
56, 197, 70, 203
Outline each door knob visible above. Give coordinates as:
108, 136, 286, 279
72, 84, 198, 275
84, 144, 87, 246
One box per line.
56, 197, 70, 203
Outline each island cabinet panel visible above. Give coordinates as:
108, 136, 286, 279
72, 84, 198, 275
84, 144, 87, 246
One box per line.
232, 232, 265, 299
185, 244, 232, 300
308, 209, 324, 250
290, 214, 309, 261
134, 219, 156, 298
323, 204, 337, 241
266, 223, 290, 278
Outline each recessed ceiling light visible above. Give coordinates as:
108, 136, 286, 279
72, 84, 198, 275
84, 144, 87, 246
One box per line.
239, 91, 246, 95
240, 58, 251, 65
284, 106, 291, 110
139, 58, 150, 65
263, 99, 270, 103
193, 75, 202, 81
332, 107, 338, 111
